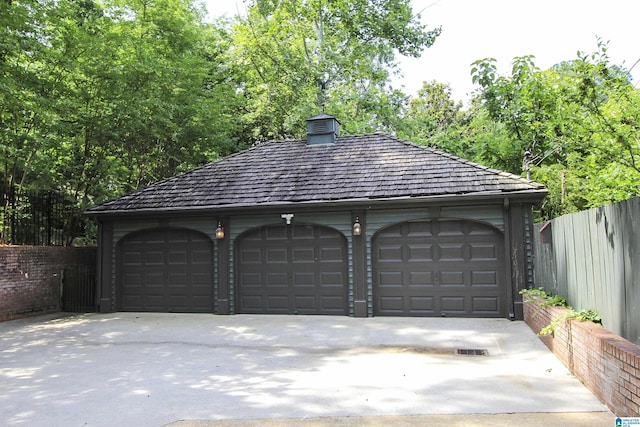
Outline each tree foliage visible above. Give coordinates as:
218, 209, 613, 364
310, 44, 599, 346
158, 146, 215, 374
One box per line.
1, 0, 440, 243
1, 0, 244, 242
229, 0, 441, 140
469, 42, 640, 218
6, 0, 640, 243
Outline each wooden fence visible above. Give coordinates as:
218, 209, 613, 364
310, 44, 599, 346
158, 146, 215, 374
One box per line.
533, 197, 640, 345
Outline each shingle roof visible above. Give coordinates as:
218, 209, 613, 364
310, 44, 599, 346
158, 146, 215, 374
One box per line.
87, 133, 546, 214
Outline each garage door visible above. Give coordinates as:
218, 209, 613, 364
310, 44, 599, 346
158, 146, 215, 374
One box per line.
373, 219, 505, 317
117, 228, 213, 312
236, 224, 348, 315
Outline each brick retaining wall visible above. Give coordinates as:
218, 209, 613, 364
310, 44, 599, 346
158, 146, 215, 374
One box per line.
0, 246, 96, 321
524, 296, 640, 417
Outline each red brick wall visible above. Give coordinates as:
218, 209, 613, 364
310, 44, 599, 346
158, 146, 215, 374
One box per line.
524, 296, 640, 417
0, 246, 96, 321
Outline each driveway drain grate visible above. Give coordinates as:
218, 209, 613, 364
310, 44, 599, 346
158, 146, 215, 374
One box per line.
456, 348, 488, 356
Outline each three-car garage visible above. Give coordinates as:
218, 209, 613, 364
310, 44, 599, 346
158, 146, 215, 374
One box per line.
115, 218, 506, 318
91, 116, 546, 318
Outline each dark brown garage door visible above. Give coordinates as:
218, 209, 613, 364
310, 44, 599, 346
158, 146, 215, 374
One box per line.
373, 219, 505, 317
236, 224, 348, 315
117, 228, 213, 312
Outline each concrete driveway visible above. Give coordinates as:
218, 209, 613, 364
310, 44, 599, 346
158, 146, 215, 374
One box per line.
0, 313, 613, 426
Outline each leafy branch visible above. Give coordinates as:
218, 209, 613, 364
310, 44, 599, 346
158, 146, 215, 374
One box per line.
521, 288, 602, 337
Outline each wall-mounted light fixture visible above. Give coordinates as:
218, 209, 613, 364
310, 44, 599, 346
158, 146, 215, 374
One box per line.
216, 221, 225, 240
352, 217, 362, 236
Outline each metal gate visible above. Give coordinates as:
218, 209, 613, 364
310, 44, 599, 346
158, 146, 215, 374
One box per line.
62, 264, 97, 312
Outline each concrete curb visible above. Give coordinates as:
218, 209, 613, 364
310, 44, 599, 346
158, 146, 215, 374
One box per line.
166, 412, 615, 427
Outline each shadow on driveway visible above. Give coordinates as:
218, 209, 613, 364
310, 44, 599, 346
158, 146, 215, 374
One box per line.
0, 313, 612, 426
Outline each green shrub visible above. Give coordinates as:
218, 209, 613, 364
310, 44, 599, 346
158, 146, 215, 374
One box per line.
521, 288, 602, 337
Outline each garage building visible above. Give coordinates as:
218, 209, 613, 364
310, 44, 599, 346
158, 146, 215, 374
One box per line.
87, 114, 547, 319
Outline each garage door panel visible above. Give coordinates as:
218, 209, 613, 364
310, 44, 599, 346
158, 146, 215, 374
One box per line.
321, 272, 344, 285
293, 248, 314, 262
374, 219, 506, 317
123, 295, 142, 310
438, 221, 466, 236
377, 245, 403, 262
472, 297, 499, 313
192, 273, 213, 286
406, 221, 434, 237
240, 248, 262, 263
410, 297, 435, 313
379, 271, 403, 286
294, 272, 315, 286
440, 271, 466, 286
145, 272, 164, 287
267, 296, 289, 312
471, 270, 499, 286
145, 295, 166, 310
439, 244, 465, 261
322, 296, 346, 311
123, 251, 143, 265
168, 295, 188, 308
124, 273, 142, 286
192, 250, 212, 264
295, 296, 316, 310
168, 250, 187, 264
408, 244, 433, 262
320, 246, 343, 261
168, 272, 187, 286
409, 271, 433, 285
470, 244, 498, 260
441, 296, 466, 312
240, 273, 261, 286
144, 251, 164, 265
240, 296, 263, 312
379, 296, 403, 312
267, 248, 288, 263
237, 224, 347, 315
266, 227, 288, 240
267, 272, 288, 287
118, 228, 213, 313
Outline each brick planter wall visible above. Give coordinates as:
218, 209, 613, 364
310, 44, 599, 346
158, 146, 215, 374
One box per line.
524, 295, 640, 417
0, 246, 96, 321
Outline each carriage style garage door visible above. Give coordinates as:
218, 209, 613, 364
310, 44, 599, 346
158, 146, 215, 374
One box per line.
236, 224, 348, 315
373, 219, 506, 317
117, 228, 214, 312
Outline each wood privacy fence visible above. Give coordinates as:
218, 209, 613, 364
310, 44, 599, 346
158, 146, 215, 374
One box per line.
533, 197, 640, 345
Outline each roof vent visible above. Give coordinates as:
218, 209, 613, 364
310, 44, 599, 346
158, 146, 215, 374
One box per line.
306, 114, 340, 145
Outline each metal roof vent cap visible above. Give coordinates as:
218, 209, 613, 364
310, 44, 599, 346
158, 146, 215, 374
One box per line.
306, 113, 340, 145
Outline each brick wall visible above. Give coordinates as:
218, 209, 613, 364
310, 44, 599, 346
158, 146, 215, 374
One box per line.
0, 246, 96, 321
524, 296, 640, 417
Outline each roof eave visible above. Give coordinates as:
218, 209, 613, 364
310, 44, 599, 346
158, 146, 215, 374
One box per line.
84, 188, 548, 219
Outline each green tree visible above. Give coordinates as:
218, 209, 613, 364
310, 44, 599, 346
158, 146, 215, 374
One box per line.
0, 0, 49, 194
228, 0, 441, 141
470, 42, 640, 218
1, 0, 245, 243
400, 80, 463, 144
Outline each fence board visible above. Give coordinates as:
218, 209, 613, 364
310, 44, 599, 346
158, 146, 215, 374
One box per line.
533, 197, 640, 345
624, 200, 640, 344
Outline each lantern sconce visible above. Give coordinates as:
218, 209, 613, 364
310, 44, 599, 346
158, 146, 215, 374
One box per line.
215, 221, 225, 240
352, 217, 362, 236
